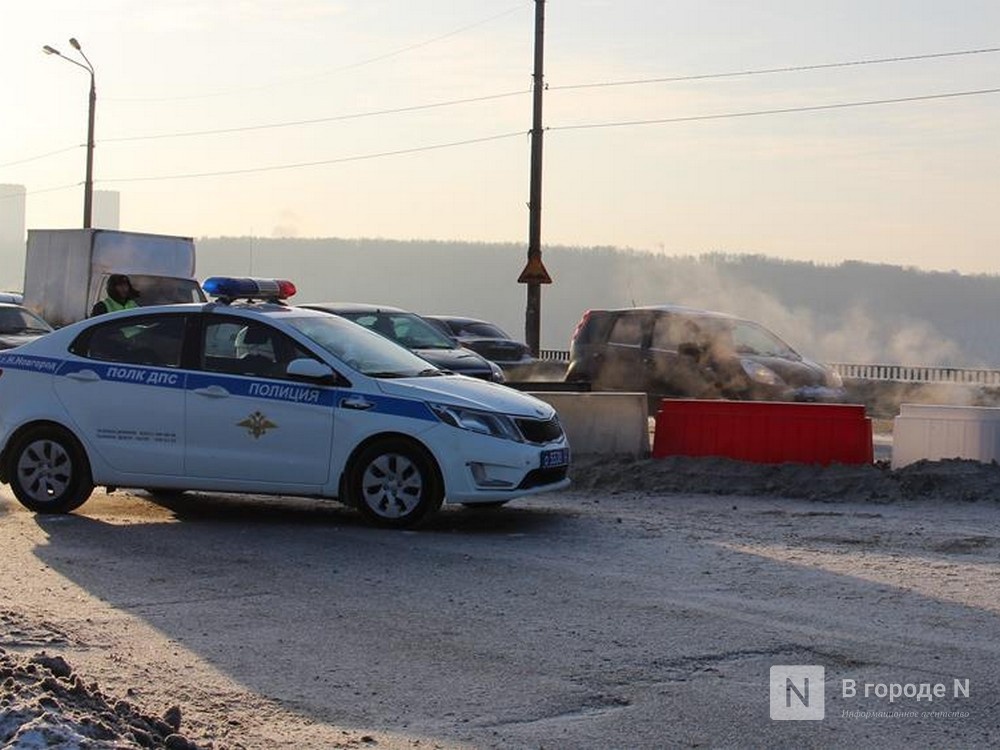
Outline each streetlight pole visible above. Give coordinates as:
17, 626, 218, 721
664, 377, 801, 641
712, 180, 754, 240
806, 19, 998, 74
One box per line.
43, 38, 96, 229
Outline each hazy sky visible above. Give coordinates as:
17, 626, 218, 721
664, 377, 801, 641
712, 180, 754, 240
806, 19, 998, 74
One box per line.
3, 1, 999, 273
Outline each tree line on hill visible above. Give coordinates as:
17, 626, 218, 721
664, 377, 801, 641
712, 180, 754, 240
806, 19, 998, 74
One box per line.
196, 237, 1000, 368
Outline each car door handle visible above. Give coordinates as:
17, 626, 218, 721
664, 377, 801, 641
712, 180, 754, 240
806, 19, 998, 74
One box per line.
193, 385, 230, 399
340, 395, 374, 411
66, 370, 100, 382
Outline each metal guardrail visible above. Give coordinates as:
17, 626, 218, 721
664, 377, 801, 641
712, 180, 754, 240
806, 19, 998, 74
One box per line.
536, 350, 1000, 386
830, 363, 1000, 386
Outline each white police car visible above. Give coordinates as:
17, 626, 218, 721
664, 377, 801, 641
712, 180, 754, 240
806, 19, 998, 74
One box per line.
0, 278, 570, 527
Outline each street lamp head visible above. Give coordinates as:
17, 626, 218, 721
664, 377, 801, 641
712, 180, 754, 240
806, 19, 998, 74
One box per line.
42, 45, 61, 55
69, 37, 81, 50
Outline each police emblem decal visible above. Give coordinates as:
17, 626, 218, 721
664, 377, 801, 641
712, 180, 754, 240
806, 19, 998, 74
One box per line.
238, 411, 278, 439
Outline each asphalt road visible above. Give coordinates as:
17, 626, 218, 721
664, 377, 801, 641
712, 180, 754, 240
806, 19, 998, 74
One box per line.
1, 484, 998, 749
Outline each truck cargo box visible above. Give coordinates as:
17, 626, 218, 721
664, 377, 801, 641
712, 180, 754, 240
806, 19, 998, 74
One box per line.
23, 228, 204, 327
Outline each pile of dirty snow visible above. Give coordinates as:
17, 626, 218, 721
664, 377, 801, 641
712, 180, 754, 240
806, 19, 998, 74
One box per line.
569, 455, 1000, 504
0, 647, 204, 749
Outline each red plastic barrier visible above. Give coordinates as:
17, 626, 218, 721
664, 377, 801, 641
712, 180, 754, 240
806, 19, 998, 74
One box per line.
652, 400, 873, 465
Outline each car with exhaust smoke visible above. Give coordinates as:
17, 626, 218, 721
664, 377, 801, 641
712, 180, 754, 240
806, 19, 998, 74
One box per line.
565, 305, 846, 408
0, 277, 570, 528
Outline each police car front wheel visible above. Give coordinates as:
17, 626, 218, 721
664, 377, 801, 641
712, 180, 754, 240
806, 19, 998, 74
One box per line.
348, 438, 443, 528
8, 425, 94, 514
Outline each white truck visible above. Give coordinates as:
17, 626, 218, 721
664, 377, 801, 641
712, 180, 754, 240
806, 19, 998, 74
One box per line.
22, 228, 206, 327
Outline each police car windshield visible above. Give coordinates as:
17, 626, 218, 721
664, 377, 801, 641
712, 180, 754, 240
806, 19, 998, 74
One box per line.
284, 314, 440, 378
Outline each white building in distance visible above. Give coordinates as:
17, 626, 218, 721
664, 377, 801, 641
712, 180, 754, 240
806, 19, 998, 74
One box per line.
0, 184, 26, 291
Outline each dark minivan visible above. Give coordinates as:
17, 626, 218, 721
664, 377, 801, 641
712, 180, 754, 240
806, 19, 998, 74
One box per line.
565, 305, 846, 405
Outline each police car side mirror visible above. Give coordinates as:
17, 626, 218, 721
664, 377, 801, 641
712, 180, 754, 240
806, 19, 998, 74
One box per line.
286, 358, 337, 383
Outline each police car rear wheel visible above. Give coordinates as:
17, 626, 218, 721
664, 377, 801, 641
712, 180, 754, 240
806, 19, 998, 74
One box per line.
349, 438, 442, 527
9, 426, 93, 514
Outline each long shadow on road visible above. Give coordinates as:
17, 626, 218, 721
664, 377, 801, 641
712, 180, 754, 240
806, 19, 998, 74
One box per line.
142, 489, 570, 535
25, 490, 1000, 750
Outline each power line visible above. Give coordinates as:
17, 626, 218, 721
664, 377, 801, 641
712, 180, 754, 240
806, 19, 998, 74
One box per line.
105, 2, 529, 103
102, 90, 528, 143
98, 45, 999, 146
96, 87, 1000, 185
549, 46, 1000, 91
15, 53, 997, 185
549, 87, 1000, 132
0, 144, 81, 169
0, 182, 80, 200
99, 130, 525, 183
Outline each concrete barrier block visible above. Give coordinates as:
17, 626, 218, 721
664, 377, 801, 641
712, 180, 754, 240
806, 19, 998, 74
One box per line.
892, 403, 1000, 468
529, 392, 649, 457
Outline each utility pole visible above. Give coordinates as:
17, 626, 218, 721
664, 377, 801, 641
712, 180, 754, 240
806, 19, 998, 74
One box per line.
518, 0, 551, 356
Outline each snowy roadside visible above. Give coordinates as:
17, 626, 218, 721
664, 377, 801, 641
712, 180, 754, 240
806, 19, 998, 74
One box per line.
1, 454, 998, 749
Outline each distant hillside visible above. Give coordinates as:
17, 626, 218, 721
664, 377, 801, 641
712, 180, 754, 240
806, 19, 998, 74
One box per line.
196, 237, 1000, 367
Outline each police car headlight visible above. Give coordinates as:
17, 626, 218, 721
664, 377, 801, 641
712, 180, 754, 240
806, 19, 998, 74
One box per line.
430, 403, 522, 442
741, 359, 783, 386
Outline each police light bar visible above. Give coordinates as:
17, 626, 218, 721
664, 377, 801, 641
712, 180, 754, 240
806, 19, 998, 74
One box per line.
203, 277, 296, 302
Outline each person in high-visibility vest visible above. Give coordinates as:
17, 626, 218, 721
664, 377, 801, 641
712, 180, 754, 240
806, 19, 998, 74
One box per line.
90, 274, 140, 316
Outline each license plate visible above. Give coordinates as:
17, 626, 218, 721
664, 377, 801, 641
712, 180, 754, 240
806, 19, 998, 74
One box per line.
540, 448, 569, 468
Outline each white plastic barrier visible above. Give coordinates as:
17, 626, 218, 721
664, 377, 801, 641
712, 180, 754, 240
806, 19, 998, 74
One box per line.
529, 392, 649, 457
892, 403, 1000, 468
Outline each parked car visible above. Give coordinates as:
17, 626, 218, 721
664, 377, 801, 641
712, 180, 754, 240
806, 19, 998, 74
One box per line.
566, 305, 846, 406
302, 303, 506, 383
0, 303, 54, 350
0, 277, 569, 528
424, 315, 535, 367
0, 292, 24, 304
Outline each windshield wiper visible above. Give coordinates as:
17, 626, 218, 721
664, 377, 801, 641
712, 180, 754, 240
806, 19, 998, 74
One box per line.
416, 368, 448, 377
365, 371, 408, 379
